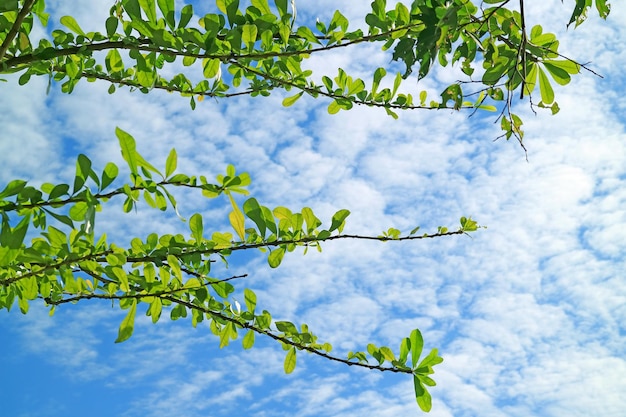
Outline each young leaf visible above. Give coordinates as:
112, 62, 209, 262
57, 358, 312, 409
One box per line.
116, 127, 139, 176
0, 179, 27, 199
101, 162, 119, 190
115, 299, 137, 343
418, 348, 444, 369
538, 66, 555, 104
243, 197, 267, 237
283, 91, 303, 107
73, 154, 92, 194
157, 0, 175, 29
414, 376, 432, 412
60, 15, 85, 35
379, 346, 396, 362
228, 194, 246, 240
410, 328, 424, 369
284, 347, 297, 374
242, 23, 258, 48
165, 148, 177, 178
251, 0, 271, 14
139, 0, 157, 24
268, 247, 285, 268
189, 213, 203, 244
399, 337, 410, 364
244, 288, 257, 312
329, 209, 350, 233
242, 330, 255, 349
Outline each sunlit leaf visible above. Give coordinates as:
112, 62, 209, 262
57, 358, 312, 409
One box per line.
284, 347, 297, 373
115, 299, 137, 343
60, 15, 85, 35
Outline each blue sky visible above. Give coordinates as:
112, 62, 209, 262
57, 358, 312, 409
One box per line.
1, 1, 626, 416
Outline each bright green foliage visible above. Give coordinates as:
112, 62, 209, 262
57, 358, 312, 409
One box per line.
0, 0, 610, 143
0, 132, 475, 411
0, 0, 611, 412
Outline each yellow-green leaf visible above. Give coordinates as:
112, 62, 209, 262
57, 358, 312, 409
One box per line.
115, 299, 137, 343
242, 330, 255, 349
60, 15, 85, 35
283, 92, 303, 107
538, 66, 555, 104
284, 347, 297, 374
165, 148, 177, 178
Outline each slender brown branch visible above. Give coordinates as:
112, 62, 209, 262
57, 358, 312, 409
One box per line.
228, 59, 472, 111
0, 178, 221, 212
50, 65, 259, 99
0, 229, 466, 287
44, 289, 413, 374
0, 0, 37, 61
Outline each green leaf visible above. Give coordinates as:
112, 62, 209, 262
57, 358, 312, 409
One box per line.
116, 127, 139, 176
60, 15, 85, 35
69, 201, 89, 221
283, 91, 303, 107
296, 26, 320, 44
115, 299, 137, 343
105, 49, 124, 73
284, 347, 297, 374
1, 214, 30, 249
302, 207, 321, 233
242, 330, 255, 349
116, 128, 162, 178
251, 0, 271, 14
0, 179, 27, 199
228, 196, 246, 241
595, 0, 610, 19
189, 213, 203, 244
275, 321, 298, 334
372, 67, 386, 94
73, 154, 92, 194
216, 0, 240, 26
243, 197, 267, 237
327, 100, 341, 114
165, 148, 177, 178
242, 23, 258, 48
244, 288, 257, 312
268, 247, 285, 268
379, 346, 396, 361
460, 216, 478, 232
48, 184, 70, 200
157, 0, 175, 29
414, 376, 432, 412
328, 209, 350, 233
167, 254, 182, 280
138, 0, 157, 24
178, 4, 193, 29
101, 162, 119, 190
418, 348, 444, 368
148, 298, 162, 323
410, 328, 424, 368
538, 66, 555, 104
203, 58, 221, 79
0, 1, 19, 12
399, 337, 410, 364
105, 16, 118, 37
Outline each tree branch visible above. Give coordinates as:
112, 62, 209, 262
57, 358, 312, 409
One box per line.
0, 229, 466, 287
0, 0, 37, 61
44, 289, 413, 374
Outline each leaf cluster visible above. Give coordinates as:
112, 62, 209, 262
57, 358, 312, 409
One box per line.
0, 0, 610, 141
0, 129, 480, 411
